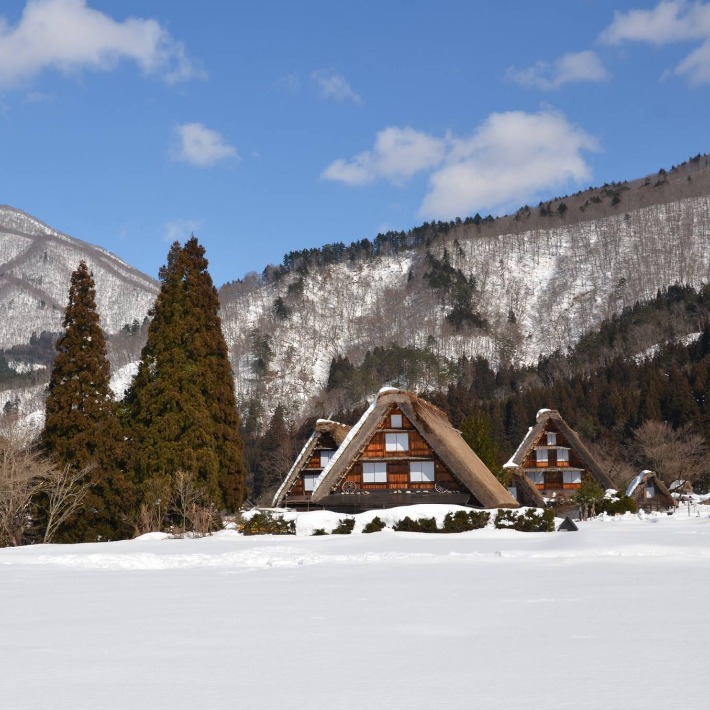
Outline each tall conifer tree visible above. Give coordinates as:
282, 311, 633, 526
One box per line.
42, 262, 131, 541
124, 238, 246, 510
43, 262, 113, 466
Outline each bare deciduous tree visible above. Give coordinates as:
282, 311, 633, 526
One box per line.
632, 420, 708, 486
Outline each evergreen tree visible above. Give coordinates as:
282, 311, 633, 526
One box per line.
42, 262, 113, 467
42, 262, 131, 541
124, 238, 246, 511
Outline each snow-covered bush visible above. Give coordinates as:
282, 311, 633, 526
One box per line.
494, 508, 555, 532
241, 511, 295, 536
362, 516, 386, 533
441, 509, 490, 533
393, 515, 438, 533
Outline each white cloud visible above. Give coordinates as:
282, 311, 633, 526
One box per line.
507, 51, 610, 90
311, 68, 362, 104
600, 1, 710, 84
172, 123, 238, 168
0, 0, 203, 87
322, 127, 446, 185
322, 111, 598, 220
163, 218, 200, 244
421, 111, 598, 219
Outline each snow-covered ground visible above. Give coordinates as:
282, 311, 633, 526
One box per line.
1, 509, 709, 709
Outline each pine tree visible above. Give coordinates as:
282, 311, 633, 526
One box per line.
42, 262, 131, 541
43, 262, 113, 466
124, 238, 246, 511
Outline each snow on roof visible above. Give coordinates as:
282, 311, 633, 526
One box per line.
378, 386, 400, 395
272, 431, 318, 506
625, 471, 652, 497
312, 397, 379, 494
503, 427, 533, 468
536, 408, 552, 420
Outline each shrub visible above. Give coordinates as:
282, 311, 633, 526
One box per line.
331, 517, 355, 535
596, 496, 638, 516
393, 515, 438, 533
441, 510, 490, 533
494, 508, 554, 532
311, 528, 327, 536
241, 512, 296, 536
362, 516, 386, 533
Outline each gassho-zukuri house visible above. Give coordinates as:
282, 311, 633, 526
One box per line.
504, 408, 614, 504
275, 387, 519, 513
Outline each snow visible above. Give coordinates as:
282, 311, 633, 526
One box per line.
109, 361, 139, 399
626, 470, 653, 497
1, 509, 709, 709
535, 408, 552, 419
504, 425, 532, 468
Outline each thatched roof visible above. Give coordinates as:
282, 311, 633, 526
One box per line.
271, 419, 351, 507
311, 388, 519, 509
504, 409, 614, 489
512, 471, 546, 507
626, 470, 677, 507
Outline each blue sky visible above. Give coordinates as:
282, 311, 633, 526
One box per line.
0, 0, 709, 285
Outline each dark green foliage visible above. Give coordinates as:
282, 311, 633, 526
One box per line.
460, 409, 500, 476
42, 262, 132, 541
393, 515, 438, 533
596, 496, 638, 515
425, 250, 487, 332
331, 517, 355, 534
362, 516, 386, 533
572, 480, 605, 505
441, 510, 490, 533
249, 405, 294, 502
494, 509, 555, 532
251, 330, 273, 376
124, 238, 246, 512
241, 511, 295, 535
272, 296, 291, 321
312, 528, 327, 536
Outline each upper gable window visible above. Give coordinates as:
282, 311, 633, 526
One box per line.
385, 432, 409, 452
391, 414, 403, 428
547, 432, 557, 446
320, 450, 335, 468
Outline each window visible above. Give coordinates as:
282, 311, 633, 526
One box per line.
320, 450, 335, 468
527, 471, 544, 484
562, 470, 581, 485
391, 413, 403, 428
547, 432, 557, 446
302, 473, 319, 492
409, 461, 435, 482
385, 432, 409, 452
645, 484, 655, 499
535, 448, 548, 463
557, 448, 569, 463
362, 462, 387, 483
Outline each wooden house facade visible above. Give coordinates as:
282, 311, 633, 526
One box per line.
626, 470, 677, 512
504, 409, 614, 503
272, 419, 351, 508
310, 388, 519, 512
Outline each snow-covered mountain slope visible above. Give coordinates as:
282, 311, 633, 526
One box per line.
218, 193, 710, 419
0, 206, 158, 348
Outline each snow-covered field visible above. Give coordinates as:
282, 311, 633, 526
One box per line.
1, 509, 709, 710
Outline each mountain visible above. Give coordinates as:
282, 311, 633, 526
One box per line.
0, 205, 159, 349
2, 154, 710, 428
218, 154, 710, 423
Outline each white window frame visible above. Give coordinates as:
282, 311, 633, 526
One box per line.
562, 470, 581, 485
557, 448, 569, 463
385, 432, 409, 452
547, 432, 557, 446
362, 462, 387, 483
645, 484, 655, 499
391, 413, 403, 428
320, 450, 335, 468
302, 473, 319, 492
409, 461, 435, 482
535, 447, 548, 464
527, 471, 545, 485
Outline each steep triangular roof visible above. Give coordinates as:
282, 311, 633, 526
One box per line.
504, 409, 615, 489
311, 388, 518, 508
272, 419, 351, 507
626, 470, 676, 507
